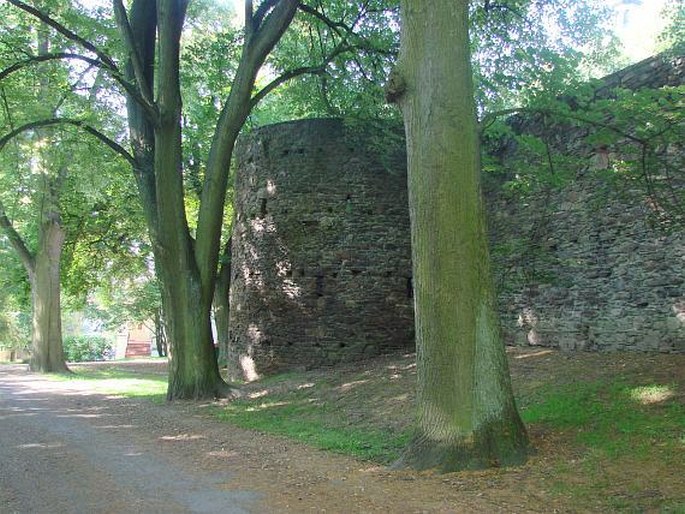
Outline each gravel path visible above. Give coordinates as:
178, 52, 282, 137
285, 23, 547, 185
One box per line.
0, 365, 258, 513
0, 363, 554, 513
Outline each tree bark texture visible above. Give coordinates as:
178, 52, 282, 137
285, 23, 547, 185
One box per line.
29, 207, 69, 373
391, 0, 528, 471
154, 308, 168, 357
0, 194, 67, 373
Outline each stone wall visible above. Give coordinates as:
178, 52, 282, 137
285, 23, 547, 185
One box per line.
596, 53, 684, 95
228, 119, 413, 378
488, 52, 684, 353
488, 177, 684, 353
229, 55, 684, 378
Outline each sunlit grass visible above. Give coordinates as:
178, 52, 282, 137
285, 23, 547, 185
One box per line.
521, 378, 685, 508
212, 383, 410, 463
630, 384, 675, 404
50, 367, 167, 400
522, 380, 684, 457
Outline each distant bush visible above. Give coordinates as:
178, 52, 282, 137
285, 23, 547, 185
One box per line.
63, 335, 114, 362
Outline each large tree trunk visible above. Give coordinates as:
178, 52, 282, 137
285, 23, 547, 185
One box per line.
0, 203, 68, 373
160, 269, 226, 399
390, 0, 528, 472
29, 200, 69, 373
23, 16, 69, 373
154, 0, 229, 399
153, 88, 227, 399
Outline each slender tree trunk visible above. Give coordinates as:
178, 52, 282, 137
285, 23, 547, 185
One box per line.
389, 0, 528, 471
213, 241, 231, 365
154, 307, 168, 357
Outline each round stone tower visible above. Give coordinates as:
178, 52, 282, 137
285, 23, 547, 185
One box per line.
228, 118, 414, 380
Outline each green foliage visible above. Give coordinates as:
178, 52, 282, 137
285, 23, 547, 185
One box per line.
579, 85, 684, 225
658, 0, 685, 54
0, 243, 31, 351
0, 310, 30, 352
251, 0, 400, 124
86, 276, 160, 331
253, 0, 620, 122
0, 0, 146, 324
62, 335, 113, 362
180, 0, 240, 204
470, 0, 620, 112
482, 80, 684, 229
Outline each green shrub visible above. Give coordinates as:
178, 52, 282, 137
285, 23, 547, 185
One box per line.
63, 335, 114, 362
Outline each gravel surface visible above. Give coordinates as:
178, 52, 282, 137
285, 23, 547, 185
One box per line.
0, 363, 534, 513
0, 365, 258, 513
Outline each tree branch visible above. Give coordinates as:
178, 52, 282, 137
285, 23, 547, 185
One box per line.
0, 52, 154, 118
1, 5, 157, 120
195, 0, 299, 297
0, 52, 99, 81
298, 3, 350, 38
249, 0, 299, 61
479, 107, 648, 145
0, 200, 35, 273
253, 0, 280, 30
245, 0, 254, 38
5, 0, 118, 70
0, 118, 136, 167
251, 0, 384, 111
250, 42, 352, 109
112, 0, 155, 107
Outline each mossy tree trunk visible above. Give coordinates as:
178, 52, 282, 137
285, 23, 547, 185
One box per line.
389, 0, 529, 472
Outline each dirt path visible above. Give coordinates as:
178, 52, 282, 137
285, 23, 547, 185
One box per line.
0, 365, 259, 513
0, 364, 553, 513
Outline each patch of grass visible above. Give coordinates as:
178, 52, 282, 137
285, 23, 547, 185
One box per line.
213, 387, 410, 463
50, 367, 167, 400
522, 380, 684, 458
522, 379, 685, 510
661, 501, 685, 513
